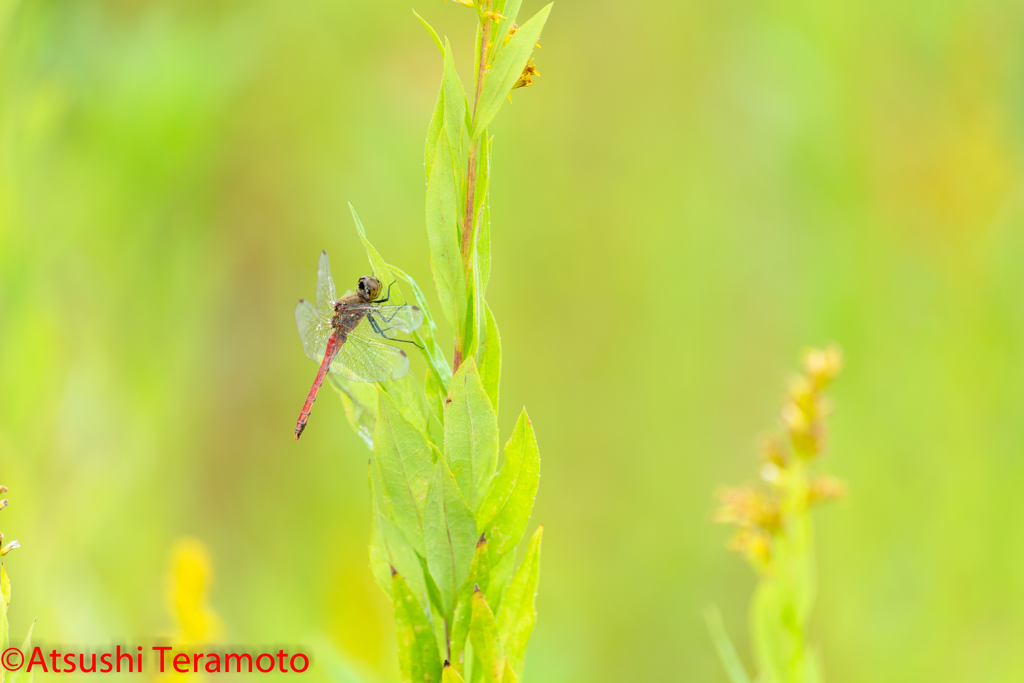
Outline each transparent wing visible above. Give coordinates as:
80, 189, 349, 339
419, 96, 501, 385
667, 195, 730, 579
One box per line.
347, 304, 424, 339
316, 250, 337, 316
330, 335, 411, 383
295, 299, 332, 362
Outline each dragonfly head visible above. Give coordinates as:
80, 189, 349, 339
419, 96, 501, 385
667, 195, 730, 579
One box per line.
357, 276, 383, 302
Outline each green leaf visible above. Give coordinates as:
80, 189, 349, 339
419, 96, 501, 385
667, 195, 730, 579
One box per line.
703, 604, 753, 683
369, 465, 431, 613
393, 570, 443, 683
473, 22, 483, 91
350, 204, 412, 307
501, 661, 519, 683
477, 409, 540, 557
495, 527, 542, 681
375, 390, 436, 556
382, 372, 432, 435
450, 536, 490, 677
475, 137, 493, 293
390, 264, 452, 389
492, 0, 523, 67
750, 578, 802, 683
442, 39, 467, 176
426, 130, 468, 343
485, 546, 516, 614
426, 77, 445, 183
443, 663, 467, 683
444, 359, 498, 511
470, 589, 504, 682
413, 9, 445, 57
329, 375, 378, 449
471, 4, 551, 139
424, 459, 478, 618
476, 299, 501, 413
463, 221, 485, 368
425, 371, 447, 444
6, 620, 34, 683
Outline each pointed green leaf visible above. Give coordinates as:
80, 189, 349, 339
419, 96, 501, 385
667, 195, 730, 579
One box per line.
450, 536, 490, 677
383, 372, 432, 435
369, 465, 430, 612
443, 663, 467, 683
330, 375, 378, 449
413, 9, 445, 57
375, 391, 435, 556
6, 621, 34, 683
486, 546, 516, 614
501, 660, 519, 683
426, 78, 445, 183
703, 604, 753, 683
496, 527, 542, 680
750, 578, 800, 683
425, 370, 446, 426
493, 0, 523, 62
477, 409, 540, 557
476, 303, 501, 412
470, 589, 504, 681
473, 22, 483, 90
426, 130, 468, 343
442, 39, 467, 177
390, 264, 452, 388
475, 137, 493, 294
463, 232, 483, 368
393, 570, 443, 683
471, 4, 551, 139
350, 204, 410, 307
424, 459, 478, 618
444, 359, 498, 511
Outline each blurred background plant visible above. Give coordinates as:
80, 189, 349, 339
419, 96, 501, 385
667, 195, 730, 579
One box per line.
1, 0, 1024, 682
708, 346, 844, 683
0, 488, 35, 683
157, 538, 222, 683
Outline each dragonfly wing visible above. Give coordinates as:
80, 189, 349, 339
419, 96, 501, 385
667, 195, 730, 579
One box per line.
331, 335, 411, 383
295, 299, 332, 362
316, 251, 337, 315
348, 304, 424, 338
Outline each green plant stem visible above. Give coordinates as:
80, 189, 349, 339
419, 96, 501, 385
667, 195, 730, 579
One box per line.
454, 0, 493, 375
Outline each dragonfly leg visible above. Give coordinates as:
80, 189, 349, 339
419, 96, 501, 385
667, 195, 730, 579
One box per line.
373, 280, 397, 304
374, 301, 415, 327
369, 312, 424, 349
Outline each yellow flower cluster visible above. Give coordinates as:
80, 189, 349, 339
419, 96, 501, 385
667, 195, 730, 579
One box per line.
713, 345, 846, 571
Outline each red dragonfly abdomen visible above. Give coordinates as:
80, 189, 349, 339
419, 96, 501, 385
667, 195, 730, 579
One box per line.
295, 333, 344, 440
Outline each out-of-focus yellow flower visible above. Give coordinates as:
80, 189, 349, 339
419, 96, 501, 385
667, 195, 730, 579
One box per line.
808, 475, 847, 506
166, 537, 223, 645
713, 486, 780, 533
728, 528, 771, 567
803, 344, 843, 389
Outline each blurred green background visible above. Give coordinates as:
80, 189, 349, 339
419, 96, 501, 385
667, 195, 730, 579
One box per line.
2, 0, 1024, 681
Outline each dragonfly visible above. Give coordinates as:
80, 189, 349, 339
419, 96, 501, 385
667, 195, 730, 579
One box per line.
294, 251, 424, 440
